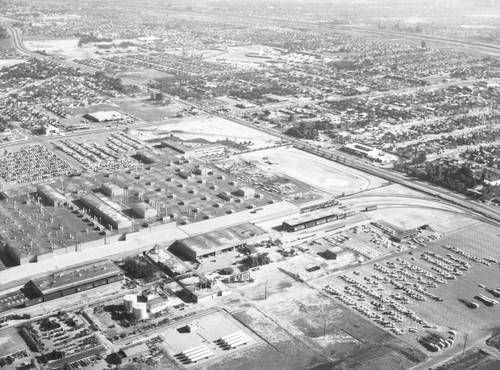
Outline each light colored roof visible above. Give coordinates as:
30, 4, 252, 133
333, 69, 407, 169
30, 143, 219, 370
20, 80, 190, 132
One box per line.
178, 222, 266, 254
81, 194, 132, 228
86, 111, 127, 122
37, 184, 67, 204
30, 260, 122, 295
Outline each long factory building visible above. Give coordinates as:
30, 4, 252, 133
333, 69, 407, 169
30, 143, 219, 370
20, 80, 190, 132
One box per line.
172, 222, 268, 260
26, 260, 124, 305
81, 194, 133, 230
282, 208, 356, 232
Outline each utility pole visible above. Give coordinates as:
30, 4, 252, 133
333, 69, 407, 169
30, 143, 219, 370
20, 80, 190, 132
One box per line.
264, 280, 268, 300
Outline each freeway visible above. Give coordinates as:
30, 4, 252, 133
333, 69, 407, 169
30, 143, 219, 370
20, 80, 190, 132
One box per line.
333, 25, 500, 56
7, 26, 500, 228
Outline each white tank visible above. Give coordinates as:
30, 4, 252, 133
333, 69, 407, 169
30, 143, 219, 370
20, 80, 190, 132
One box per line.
123, 294, 137, 313
132, 302, 148, 320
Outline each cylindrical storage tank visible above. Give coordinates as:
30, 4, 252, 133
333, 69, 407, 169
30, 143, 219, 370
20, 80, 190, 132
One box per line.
132, 302, 148, 320
123, 294, 137, 313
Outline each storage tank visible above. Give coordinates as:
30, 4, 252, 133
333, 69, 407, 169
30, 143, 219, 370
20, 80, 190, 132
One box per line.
123, 294, 137, 313
132, 302, 148, 320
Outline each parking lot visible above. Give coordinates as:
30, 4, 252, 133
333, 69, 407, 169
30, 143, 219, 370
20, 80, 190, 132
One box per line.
312, 222, 500, 354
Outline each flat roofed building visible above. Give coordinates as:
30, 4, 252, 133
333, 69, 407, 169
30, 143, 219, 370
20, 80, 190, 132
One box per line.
101, 182, 124, 197
235, 187, 255, 199
37, 184, 68, 207
173, 222, 267, 260
147, 297, 168, 314
131, 202, 158, 219
283, 207, 354, 232
81, 194, 132, 229
324, 246, 352, 260
29, 260, 123, 297
161, 139, 225, 158
83, 111, 127, 122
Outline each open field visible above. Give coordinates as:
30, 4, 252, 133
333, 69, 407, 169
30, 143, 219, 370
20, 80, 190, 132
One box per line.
24, 39, 99, 59
237, 147, 388, 196
138, 117, 279, 149
116, 69, 172, 84
342, 184, 477, 234
205, 45, 282, 69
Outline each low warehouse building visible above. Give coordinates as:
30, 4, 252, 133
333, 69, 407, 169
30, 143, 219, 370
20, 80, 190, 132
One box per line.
28, 260, 123, 299
172, 222, 267, 260
283, 208, 355, 232
83, 111, 127, 123
324, 246, 352, 260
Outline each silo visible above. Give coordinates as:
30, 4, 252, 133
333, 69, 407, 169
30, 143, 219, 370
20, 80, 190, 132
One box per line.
132, 302, 148, 320
123, 294, 137, 313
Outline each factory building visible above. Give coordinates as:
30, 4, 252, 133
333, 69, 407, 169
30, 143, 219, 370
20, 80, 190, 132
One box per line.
235, 187, 255, 199
27, 260, 123, 302
83, 111, 127, 122
81, 194, 132, 229
131, 202, 158, 219
172, 222, 267, 260
101, 182, 125, 197
37, 184, 68, 207
282, 208, 356, 232
161, 139, 225, 158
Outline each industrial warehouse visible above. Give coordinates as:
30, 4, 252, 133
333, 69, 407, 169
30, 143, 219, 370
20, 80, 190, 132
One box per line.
282, 207, 356, 232
26, 260, 124, 304
172, 222, 268, 260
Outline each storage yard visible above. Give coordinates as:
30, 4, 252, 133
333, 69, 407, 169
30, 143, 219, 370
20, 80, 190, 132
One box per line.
237, 147, 389, 196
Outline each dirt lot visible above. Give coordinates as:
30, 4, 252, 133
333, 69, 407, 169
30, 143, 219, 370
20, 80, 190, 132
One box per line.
139, 117, 279, 149
237, 147, 388, 196
215, 264, 426, 370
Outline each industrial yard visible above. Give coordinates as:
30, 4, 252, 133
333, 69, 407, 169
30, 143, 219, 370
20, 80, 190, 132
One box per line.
3, 0, 500, 369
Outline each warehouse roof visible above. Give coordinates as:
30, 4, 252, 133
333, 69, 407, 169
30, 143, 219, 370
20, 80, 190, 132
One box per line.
283, 207, 345, 227
84, 111, 127, 122
30, 260, 122, 296
37, 184, 68, 204
81, 194, 132, 229
178, 222, 266, 254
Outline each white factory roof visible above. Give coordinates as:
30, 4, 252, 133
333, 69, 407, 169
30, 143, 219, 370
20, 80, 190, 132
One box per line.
81, 194, 132, 228
86, 111, 127, 122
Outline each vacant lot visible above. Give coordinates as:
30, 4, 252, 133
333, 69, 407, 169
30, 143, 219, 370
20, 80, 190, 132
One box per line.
238, 147, 388, 196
